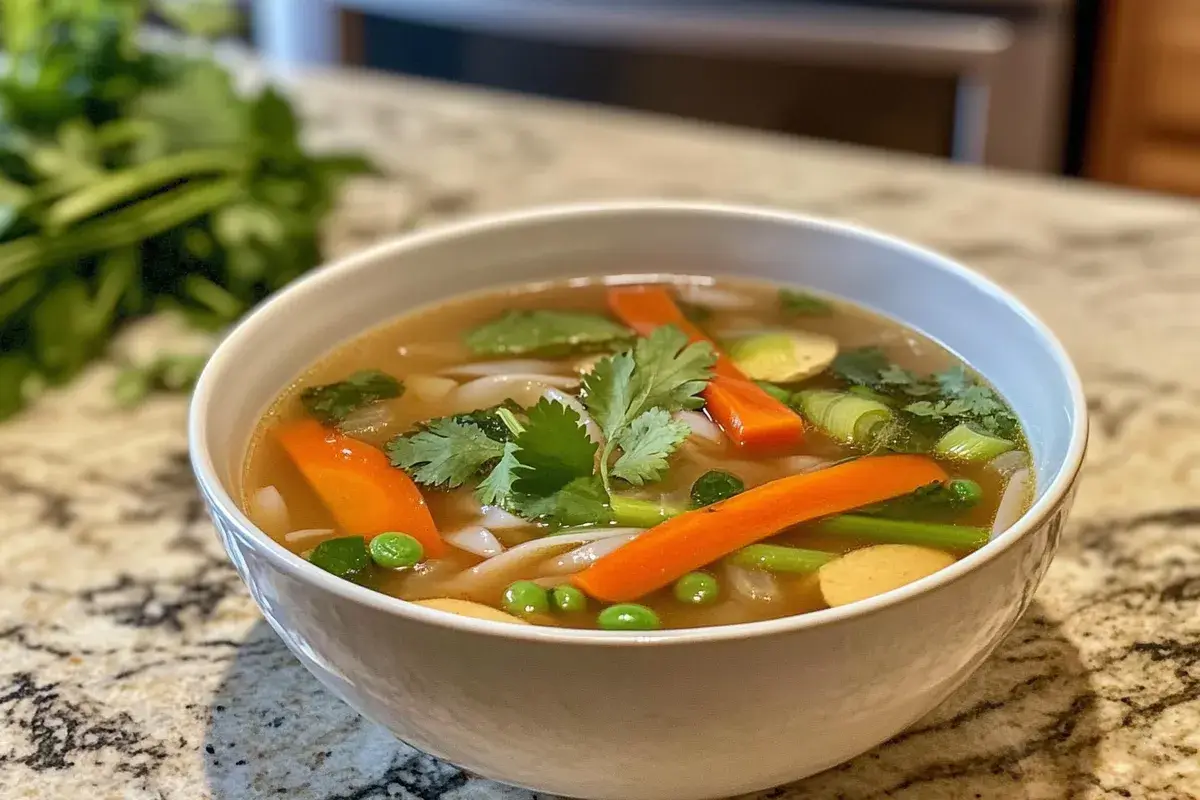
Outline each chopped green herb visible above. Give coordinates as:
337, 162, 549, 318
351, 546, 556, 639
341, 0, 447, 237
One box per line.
830, 347, 892, 388
780, 288, 833, 316
511, 398, 598, 496
860, 478, 982, 521
386, 419, 506, 488
464, 310, 633, 357
475, 442, 521, 507
611, 408, 690, 486
300, 369, 403, 425
510, 476, 614, 528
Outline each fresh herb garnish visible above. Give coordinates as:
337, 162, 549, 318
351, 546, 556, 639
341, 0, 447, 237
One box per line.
582, 325, 716, 491
690, 469, 745, 507
387, 419, 506, 489
904, 365, 1018, 438
611, 408, 691, 486
300, 369, 403, 425
831, 347, 892, 388
511, 399, 598, 496
464, 310, 633, 357
780, 288, 833, 316
510, 476, 614, 528
476, 442, 520, 507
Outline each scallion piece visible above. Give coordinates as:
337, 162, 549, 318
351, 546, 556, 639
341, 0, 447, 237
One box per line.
933, 423, 1015, 462
729, 544, 835, 574
610, 496, 683, 528
815, 514, 989, 553
794, 389, 892, 447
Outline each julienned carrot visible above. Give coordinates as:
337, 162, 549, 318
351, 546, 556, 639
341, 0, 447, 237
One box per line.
274, 419, 445, 557
573, 454, 948, 602
607, 285, 804, 451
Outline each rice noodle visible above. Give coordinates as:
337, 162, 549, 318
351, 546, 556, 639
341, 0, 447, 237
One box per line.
992, 468, 1031, 537
673, 410, 723, 445
284, 528, 336, 547
440, 359, 572, 378
726, 565, 781, 603
249, 486, 289, 536
539, 533, 642, 576
544, 387, 603, 444
338, 402, 393, 436
676, 283, 755, 311
452, 374, 578, 412
776, 455, 832, 475
480, 505, 527, 530
450, 527, 644, 590
445, 525, 505, 558
406, 374, 458, 403
988, 450, 1029, 477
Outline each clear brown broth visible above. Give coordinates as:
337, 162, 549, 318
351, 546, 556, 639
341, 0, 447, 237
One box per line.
242, 276, 1030, 629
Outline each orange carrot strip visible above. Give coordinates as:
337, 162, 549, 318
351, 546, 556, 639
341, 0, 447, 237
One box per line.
573, 454, 948, 602
607, 285, 804, 451
274, 419, 445, 557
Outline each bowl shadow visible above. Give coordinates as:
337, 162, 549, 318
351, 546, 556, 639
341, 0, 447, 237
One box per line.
203, 599, 1097, 800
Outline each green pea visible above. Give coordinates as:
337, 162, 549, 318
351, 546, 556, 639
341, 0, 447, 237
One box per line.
309, 536, 371, 583
503, 581, 549, 617
597, 603, 661, 631
948, 478, 983, 509
369, 532, 424, 568
551, 585, 587, 613
673, 572, 719, 605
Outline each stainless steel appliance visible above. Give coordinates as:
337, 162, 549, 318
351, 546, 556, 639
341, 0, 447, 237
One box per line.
254, 0, 1075, 172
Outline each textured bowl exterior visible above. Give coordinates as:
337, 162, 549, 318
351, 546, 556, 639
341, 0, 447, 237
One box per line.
189, 203, 1087, 800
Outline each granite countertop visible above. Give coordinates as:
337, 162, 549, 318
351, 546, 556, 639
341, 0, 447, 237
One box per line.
2, 66, 1199, 800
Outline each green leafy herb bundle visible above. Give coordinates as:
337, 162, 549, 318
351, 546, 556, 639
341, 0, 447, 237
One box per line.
0, 1, 373, 419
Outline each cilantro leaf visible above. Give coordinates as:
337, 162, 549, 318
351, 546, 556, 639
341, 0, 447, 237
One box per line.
580, 350, 637, 441
476, 442, 520, 507
464, 310, 633, 357
386, 419, 505, 488
510, 476, 613, 528
830, 347, 891, 388
611, 408, 690, 486
780, 288, 832, 316
511, 398, 597, 496
450, 400, 523, 443
300, 369, 403, 425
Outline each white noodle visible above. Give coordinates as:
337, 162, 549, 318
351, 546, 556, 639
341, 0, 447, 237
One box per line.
538, 533, 642, 576
676, 283, 756, 311
992, 468, 1031, 537
452, 374, 578, 412
406, 374, 458, 403
776, 455, 832, 475
440, 359, 572, 378
249, 486, 290, 536
283, 528, 336, 547
338, 402, 393, 436
726, 565, 781, 603
445, 525, 505, 558
480, 505, 527, 530
673, 410, 723, 444
544, 387, 603, 445
450, 527, 644, 590
988, 450, 1029, 477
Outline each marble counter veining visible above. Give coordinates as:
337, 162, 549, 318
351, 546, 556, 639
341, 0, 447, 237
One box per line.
1, 67, 1199, 800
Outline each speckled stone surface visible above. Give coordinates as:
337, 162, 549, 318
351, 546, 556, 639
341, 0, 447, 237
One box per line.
2, 66, 1199, 800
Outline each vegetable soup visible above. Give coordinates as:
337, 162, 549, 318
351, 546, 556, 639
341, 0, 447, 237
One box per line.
242, 277, 1033, 630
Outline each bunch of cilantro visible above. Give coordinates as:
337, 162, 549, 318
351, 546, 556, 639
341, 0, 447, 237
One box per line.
829, 347, 1020, 448
388, 326, 716, 528
0, 1, 373, 419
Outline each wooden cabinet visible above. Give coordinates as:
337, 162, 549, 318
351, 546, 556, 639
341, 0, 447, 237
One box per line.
1089, 0, 1200, 195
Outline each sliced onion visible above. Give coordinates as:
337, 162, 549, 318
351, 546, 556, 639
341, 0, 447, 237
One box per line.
481, 505, 528, 530
249, 486, 290, 536
539, 533, 641, 576
338, 402, 393, 436
988, 450, 1029, 478
992, 468, 1031, 537
284, 528, 336, 547
676, 283, 755, 310
406, 374, 458, 403
572, 353, 606, 375
673, 410, 723, 445
445, 525, 505, 558
544, 387, 603, 444
726, 565, 781, 603
776, 455, 832, 475
451, 527, 644, 590
452, 374, 579, 412
440, 359, 572, 378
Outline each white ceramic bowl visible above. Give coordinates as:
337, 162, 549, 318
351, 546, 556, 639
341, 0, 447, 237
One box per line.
189, 202, 1087, 800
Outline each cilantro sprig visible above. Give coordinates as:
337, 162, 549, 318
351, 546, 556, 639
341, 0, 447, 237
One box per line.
464, 310, 633, 357
300, 369, 403, 426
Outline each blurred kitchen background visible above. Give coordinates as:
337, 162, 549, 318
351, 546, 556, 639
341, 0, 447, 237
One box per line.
234, 0, 1195, 198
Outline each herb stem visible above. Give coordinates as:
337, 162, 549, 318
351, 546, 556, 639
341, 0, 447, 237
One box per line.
610, 496, 682, 529
496, 406, 525, 437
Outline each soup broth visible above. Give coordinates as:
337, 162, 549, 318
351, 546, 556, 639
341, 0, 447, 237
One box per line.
243, 277, 1033, 630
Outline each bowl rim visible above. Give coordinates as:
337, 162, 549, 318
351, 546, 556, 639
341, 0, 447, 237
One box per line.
188, 200, 1088, 646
